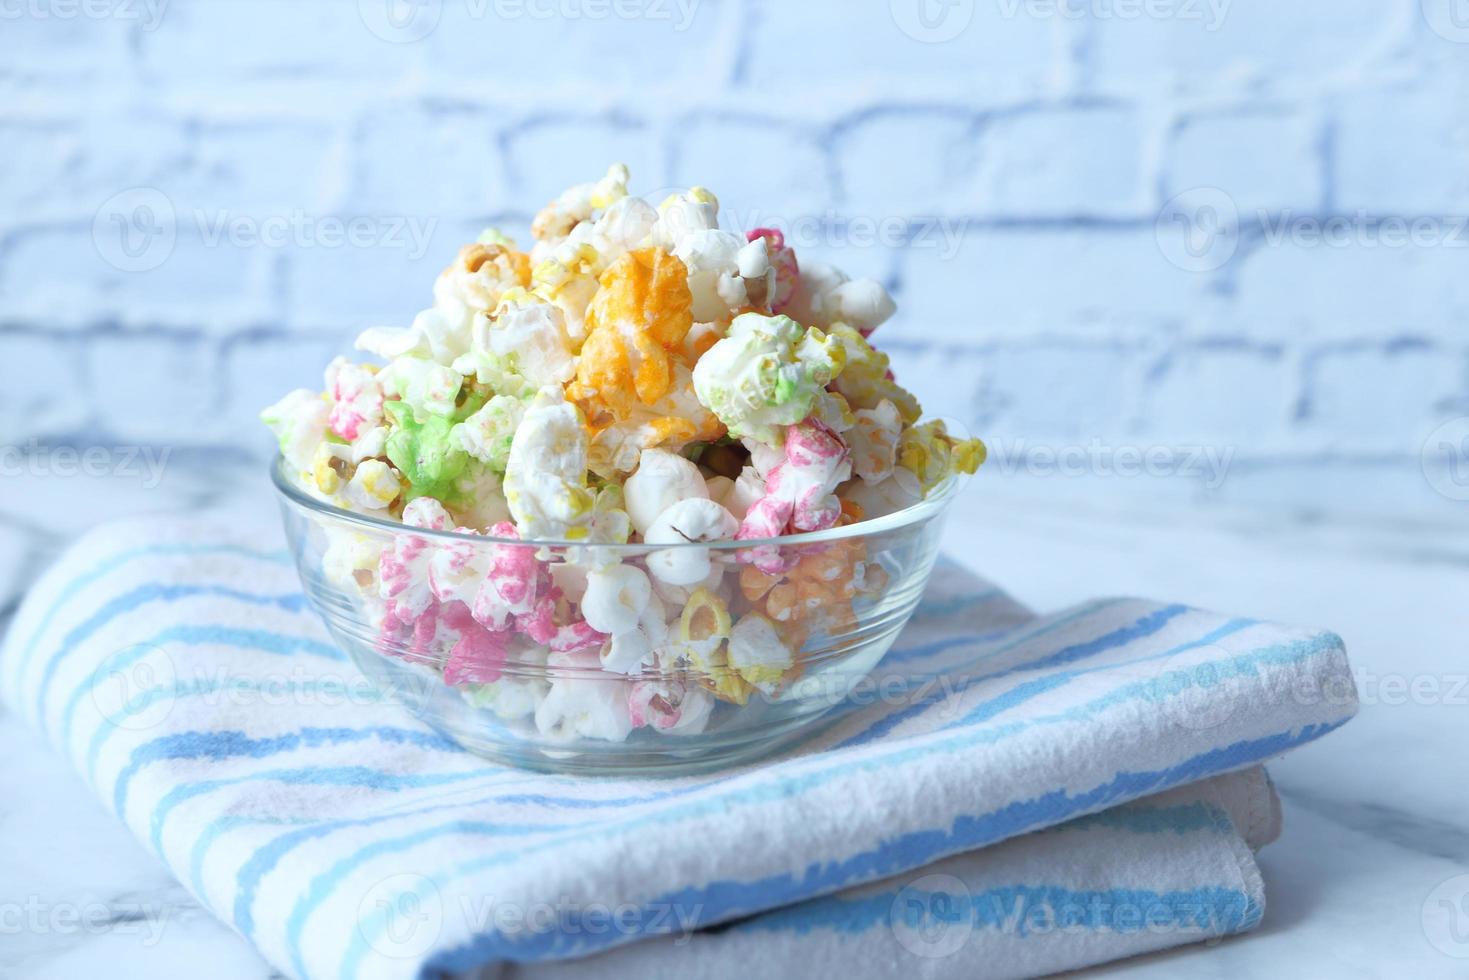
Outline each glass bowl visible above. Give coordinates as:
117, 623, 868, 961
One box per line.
271, 457, 961, 775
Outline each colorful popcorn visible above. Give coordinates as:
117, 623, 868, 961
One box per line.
264, 165, 985, 743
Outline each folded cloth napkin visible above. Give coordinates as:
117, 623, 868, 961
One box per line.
0, 518, 1358, 980
509, 766, 1283, 980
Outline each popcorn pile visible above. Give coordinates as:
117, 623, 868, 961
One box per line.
264, 165, 983, 742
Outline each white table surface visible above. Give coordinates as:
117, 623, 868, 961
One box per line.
2, 458, 1466, 978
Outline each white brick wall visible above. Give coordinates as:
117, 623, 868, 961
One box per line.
1, 0, 1466, 522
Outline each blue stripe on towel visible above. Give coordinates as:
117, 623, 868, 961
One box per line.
10, 542, 289, 692
6, 530, 1355, 980
71, 625, 346, 774
333, 634, 1337, 974
111, 726, 461, 816
836, 607, 1227, 748
34, 583, 309, 734
407, 720, 1333, 976
739, 882, 1255, 939
228, 619, 1329, 965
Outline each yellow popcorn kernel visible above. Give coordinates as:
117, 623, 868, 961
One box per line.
899, 420, 988, 493
678, 588, 751, 705
353, 459, 403, 508
828, 324, 921, 424
311, 443, 347, 494
679, 587, 732, 645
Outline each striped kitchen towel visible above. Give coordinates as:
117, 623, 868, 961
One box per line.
0, 517, 1357, 980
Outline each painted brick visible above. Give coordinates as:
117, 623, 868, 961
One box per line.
971, 106, 1148, 218
1334, 72, 1469, 215
1139, 343, 1295, 448
672, 116, 830, 220
743, 0, 1064, 96
1231, 237, 1469, 342
424, 0, 728, 85
177, 122, 342, 218
137, 1, 413, 79
1, 226, 272, 330
896, 227, 1216, 340
0, 332, 87, 441
833, 109, 981, 214
1087, 0, 1409, 90
0, 6, 137, 74
354, 104, 508, 217
0, 0, 1461, 525
968, 343, 1141, 439
1165, 110, 1323, 214
283, 217, 486, 332
222, 333, 352, 449
1304, 344, 1466, 447
0, 115, 190, 223
504, 116, 664, 209
83, 332, 218, 443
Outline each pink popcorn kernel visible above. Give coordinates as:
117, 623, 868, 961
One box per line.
515, 588, 561, 645
441, 601, 513, 686
379, 595, 444, 664
736, 420, 850, 572
629, 679, 688, 730
748, 227, 799, 311
785, 420, 848, 533
403, 497, 454, 530
379, 533, 434, 619
486, 522, 541, 611
328, 364, 382, 442
550, 620, 608, 654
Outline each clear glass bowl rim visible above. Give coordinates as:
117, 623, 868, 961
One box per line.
270, 454, 961, 551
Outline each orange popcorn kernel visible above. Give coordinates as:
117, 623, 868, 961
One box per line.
569, 247, 694, 419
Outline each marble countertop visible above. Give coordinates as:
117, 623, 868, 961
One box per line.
2, 457, 1466, 978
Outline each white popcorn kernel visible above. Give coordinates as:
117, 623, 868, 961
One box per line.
623, 448, 709, 536
704, 475, 735, 506
727, 464, 766, 521
535, 658, 634, 742
839, 470, 922, 519
503, 386, 595, 540
778, 260, 848, 328
650, 562, 725, 607
644, 498, 739, 586
829, 278, 897, 334
402, 496, 454, 530
580, 562, 652, 636
600, 627, 651, 675
355, 325, 429, 361
261, 389, 329, 473
664, 685, 714, 735
550, 562, 590, 604
846, 399, 903, 485
482, 302, 576, 388
674, 228, 743, 322
728, 612, 794, 694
